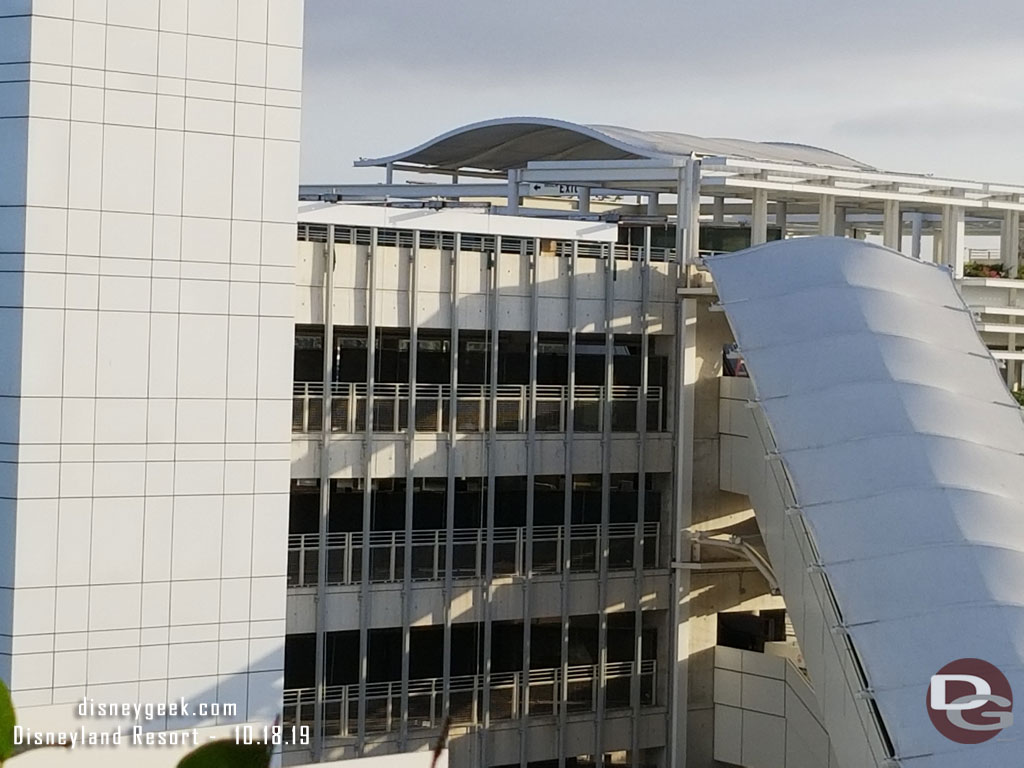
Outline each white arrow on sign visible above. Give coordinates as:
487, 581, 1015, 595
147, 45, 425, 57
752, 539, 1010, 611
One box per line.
526, 183, 582, 196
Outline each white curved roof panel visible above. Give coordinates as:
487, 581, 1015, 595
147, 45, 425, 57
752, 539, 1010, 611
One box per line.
707, 237, 1024, 765
355, 116, 872, 172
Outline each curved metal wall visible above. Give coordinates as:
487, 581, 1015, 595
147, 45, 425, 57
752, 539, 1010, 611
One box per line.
708, 237, 1024, 767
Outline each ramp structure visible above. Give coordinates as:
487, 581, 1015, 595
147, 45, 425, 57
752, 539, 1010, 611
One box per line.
706, 238, 1024, 767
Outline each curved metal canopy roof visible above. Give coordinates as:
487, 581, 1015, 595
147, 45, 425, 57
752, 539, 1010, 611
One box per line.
356, 116, 873, 173
708, 237, 1024, 766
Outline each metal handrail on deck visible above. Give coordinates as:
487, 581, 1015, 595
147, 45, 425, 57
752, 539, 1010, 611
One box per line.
282, 659, 657, 737
286, 522, 661, 587
291, 382, 665, 435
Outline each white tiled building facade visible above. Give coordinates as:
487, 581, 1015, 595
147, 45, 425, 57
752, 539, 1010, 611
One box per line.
0, 0, 303, 730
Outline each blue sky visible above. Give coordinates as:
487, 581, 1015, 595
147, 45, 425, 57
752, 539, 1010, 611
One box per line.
299, 1, 1024, 185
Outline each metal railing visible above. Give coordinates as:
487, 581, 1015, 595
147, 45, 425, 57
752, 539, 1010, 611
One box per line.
283, 659, 656, 737
287, 522, 660, 587
292, 382, 665, 434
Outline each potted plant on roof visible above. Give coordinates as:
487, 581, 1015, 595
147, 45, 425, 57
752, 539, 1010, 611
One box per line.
963, 261, 1007, 278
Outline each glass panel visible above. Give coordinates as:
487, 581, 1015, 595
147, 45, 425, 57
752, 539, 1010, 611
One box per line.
291, 398, 304, 432
287, 550, 301, 586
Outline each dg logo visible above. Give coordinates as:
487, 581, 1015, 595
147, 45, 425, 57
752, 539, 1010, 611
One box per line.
927, 658, 1013, 744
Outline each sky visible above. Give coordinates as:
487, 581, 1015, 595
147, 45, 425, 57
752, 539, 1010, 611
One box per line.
299, 0, 1024, 186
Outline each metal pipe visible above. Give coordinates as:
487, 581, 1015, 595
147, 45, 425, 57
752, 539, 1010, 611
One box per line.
442, 234, 461, 719
356, 227, 378, 753
631, 225, 651, 768
519, 238, 539, 768
399, 230, 419, 748
595, 242, 614, 767
558, 241, 578, 768
480, 237, 500, 765
313, 224, 335, 761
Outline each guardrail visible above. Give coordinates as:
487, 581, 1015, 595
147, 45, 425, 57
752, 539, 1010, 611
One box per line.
292, 382, 665, 434
283, 659, 656, 737
287, 522, 661, 587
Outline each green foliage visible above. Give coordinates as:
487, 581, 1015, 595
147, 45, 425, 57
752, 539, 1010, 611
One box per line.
0, 679, 14, 765
176, 739, 270, 768
1018, 263, 1024, 280
963, 261, 1006, 278
1013, 389, 1024, 407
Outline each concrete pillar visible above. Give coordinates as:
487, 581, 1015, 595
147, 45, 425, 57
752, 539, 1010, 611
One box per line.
774, 201, 788, 238
507, 169, 520, 214
819, 195, 836, 236
579, 186, 591, 213
750, 189, 768, 246
910, 213, 924, 260
882, 199, 901, 251
1001, 210, 1020, 275
835, 205, 848, 237
712, 196, 725, 224
942, 205, 966, 277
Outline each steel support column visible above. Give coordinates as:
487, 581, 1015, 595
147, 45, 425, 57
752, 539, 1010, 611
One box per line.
399, 231, 420, 749
667, 298, 697, 768
579, 186, 592, 213
942, 205, 966, 277
882, 200, 901, 251
558, 243, 578, 768
775, 201, 788, 238
519, 238, 539, 768
480, 238, 500, 765
595, 242, 614, 767
910, 213, 924, 260
819, 195, 836, 236
750, 188, 768, 246
442, 235, 461, 720
313, 224, 335, 761
356, 228, 378, 753
630, 225, 652, 768
1002, 210, 1020, 274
